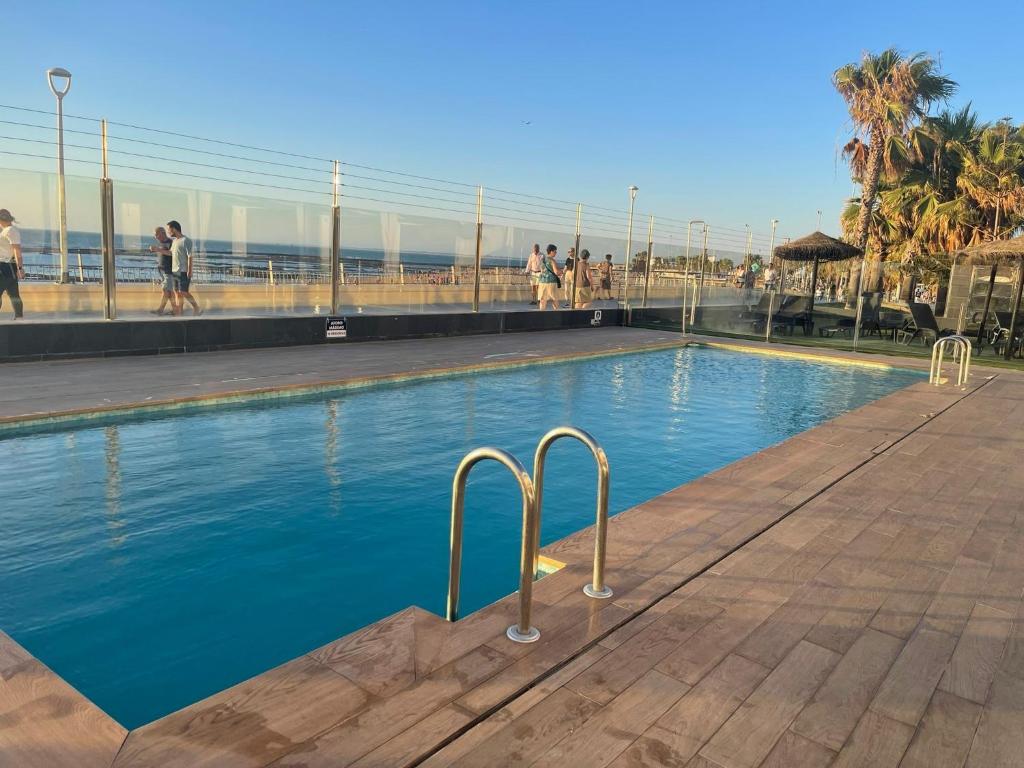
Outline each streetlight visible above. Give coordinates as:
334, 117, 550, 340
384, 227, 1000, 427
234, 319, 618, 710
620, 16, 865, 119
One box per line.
47, 67, 72, 284
744, 224, 752, 269
624, 185, 638, 307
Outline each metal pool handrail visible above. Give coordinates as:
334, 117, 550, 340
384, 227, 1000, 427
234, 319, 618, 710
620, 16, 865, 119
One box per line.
930, 335, 972, 387
532, 426, 613, 599
446, 447, 541, 644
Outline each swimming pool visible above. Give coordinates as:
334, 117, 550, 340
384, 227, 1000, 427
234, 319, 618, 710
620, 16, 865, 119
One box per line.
0, 346, 920, 727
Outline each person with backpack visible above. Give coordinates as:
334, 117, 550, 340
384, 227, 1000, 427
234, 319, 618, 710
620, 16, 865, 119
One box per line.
537, 244, 562, 311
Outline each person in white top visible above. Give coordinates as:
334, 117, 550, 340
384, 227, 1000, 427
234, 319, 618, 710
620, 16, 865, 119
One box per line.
525, 243, 543, 305
166, 220, 202, 316
0, 209, 24, 319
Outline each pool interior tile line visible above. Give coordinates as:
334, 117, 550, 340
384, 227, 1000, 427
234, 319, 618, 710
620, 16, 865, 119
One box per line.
402, 375, 999, 767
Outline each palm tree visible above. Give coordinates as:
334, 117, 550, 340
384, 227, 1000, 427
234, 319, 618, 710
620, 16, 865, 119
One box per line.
952, 122, 1024, 238
834, 49, 956, 303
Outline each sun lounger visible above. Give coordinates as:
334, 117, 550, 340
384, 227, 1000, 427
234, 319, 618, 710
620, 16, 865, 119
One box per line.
896, 302, 943, 346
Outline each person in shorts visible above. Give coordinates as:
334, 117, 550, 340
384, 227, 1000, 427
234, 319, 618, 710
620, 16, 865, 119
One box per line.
537, 244, 562, 311
562, 248, 575, 307
598, 254, 613, 300
167, 220, 201, 316
149, 226, 177, 315
525, 243, 543, 304
0, 209, 24, 319
575, 249, 594, 308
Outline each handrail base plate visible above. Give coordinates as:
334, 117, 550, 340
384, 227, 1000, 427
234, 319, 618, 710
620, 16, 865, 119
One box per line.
584, 584, 614, 599
506, 625, 541, 644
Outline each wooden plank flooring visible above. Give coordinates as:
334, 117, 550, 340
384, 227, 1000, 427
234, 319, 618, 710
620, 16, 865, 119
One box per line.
395, 372, 1024, 768
4, 337, 1023, 767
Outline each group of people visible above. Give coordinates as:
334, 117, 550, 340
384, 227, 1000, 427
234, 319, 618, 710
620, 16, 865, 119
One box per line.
149, 221, 201, 316
525, 244, 615, 311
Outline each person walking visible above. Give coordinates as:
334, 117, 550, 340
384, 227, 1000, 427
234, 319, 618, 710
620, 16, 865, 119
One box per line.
525, 243, 543, 305
574, 249, 594, 308
562, 248, 576, 308
167, 220, 201, 316
537, 244, 562, 311
598, 254, 614, 300
0, 209, 24, 319
149, 226, 177, 315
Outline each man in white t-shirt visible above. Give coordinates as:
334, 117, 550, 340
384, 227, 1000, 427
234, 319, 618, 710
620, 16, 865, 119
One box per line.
166, 220, 202, 316
525, 243, 543, 305
0, 209, 24, 319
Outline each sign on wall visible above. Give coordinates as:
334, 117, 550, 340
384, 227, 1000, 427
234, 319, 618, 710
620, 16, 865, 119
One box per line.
326, 317, 348, 339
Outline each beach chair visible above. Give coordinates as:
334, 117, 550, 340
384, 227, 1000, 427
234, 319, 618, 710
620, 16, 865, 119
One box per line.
817, 292, 883, 338
991, 311, 1023, 357
742, 292, 777, 331
859, 292, 883, 337
896, 302, 943, 346
772, 295, 813, 336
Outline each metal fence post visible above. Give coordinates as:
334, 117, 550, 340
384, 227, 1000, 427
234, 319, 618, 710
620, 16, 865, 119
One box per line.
330, 160, 341, 315
642, 215, 654, 308
571, 203, 582, 309
692, 224, 709, 325
99, 119, 116, 320
472, 186, 483, 312
623, 186, 638, 309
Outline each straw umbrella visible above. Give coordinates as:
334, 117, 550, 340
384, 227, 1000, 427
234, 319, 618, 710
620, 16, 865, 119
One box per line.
959, 234, 1024, 360
773, 232, 863, 317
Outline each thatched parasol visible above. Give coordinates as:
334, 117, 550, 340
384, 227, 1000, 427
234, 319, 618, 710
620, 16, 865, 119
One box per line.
958, 235, 1024, 359
773, 231, 863, 315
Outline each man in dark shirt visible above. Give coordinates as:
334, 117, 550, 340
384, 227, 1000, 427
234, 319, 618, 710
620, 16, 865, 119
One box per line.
149, 226, 177, 315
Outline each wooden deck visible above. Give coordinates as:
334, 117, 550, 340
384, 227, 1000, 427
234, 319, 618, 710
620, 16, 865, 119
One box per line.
2, 330, 1023, 767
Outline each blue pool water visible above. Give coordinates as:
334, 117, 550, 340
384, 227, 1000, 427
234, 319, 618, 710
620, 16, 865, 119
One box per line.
0, 347, 920, 727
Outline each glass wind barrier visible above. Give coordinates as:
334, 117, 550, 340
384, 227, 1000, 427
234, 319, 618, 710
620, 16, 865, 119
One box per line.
338, 205, 478, 315
112, 180, 331, 318
0, 167, 104, 322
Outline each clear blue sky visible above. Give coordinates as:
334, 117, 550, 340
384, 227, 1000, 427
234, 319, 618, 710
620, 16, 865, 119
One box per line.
4, 0, 1020, 247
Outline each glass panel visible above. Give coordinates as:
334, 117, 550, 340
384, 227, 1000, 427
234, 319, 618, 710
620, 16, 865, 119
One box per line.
338, 205, 477, 314
0, 167, 104, 322
112, 179, 331, 318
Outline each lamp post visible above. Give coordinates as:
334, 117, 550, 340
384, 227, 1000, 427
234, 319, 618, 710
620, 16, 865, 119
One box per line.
744, 224, 752, 269
624, 185, 638, 308
768, 219, 779, 264
47, 67, 72, 284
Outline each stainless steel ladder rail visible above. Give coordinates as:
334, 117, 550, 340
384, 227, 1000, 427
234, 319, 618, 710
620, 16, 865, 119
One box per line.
446, 447, 541, 644
930, 334, 972, 386
532, 426, 613, 599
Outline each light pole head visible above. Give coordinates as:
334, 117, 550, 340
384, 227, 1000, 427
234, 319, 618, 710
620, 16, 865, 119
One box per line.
628, 185, 638, 200
47, 67, 72, 99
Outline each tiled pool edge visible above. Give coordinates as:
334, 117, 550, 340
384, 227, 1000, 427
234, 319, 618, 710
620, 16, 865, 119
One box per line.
0, 332, 936, 438
0, 339, 687, 436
